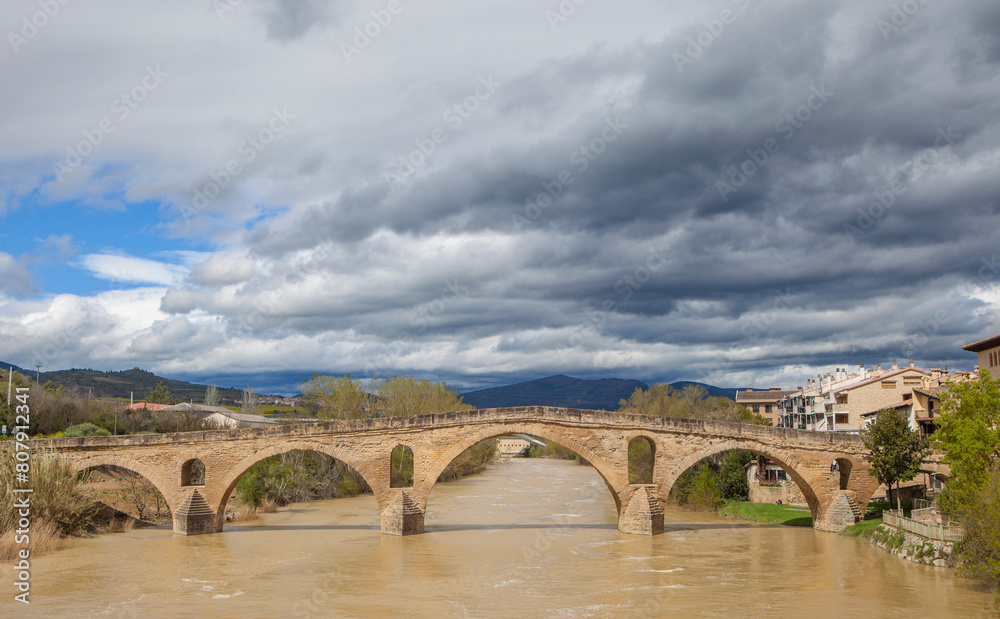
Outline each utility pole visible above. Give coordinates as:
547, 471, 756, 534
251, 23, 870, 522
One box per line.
35, 365, 41, 383
7, 367, 12, 409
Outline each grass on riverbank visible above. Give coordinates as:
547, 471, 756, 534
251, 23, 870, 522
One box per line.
841, 517, 884, 538
719, 501, 813, 527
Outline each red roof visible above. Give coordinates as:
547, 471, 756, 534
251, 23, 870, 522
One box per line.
126, 402, 172, 411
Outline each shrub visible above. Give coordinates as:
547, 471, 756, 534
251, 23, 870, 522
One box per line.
63, 423, 112, 437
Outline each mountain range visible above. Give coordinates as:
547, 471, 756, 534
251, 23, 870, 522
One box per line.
0, 362, 247, 405
460, 375, 740, 410
1, 363, 743, 410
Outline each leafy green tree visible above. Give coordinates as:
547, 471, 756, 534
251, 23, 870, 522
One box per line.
147, 382, 175, 405
618, 383, 769, 425
859, 407, 931, 511
719, 450, 755, 500
301, 374, 376, 420
934, 369, 1000, 518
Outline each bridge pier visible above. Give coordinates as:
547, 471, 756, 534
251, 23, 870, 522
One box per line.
813, 490, 863, 532
617, 485, 664, 535
380, 489, 425, 535
173, 489, 219, 535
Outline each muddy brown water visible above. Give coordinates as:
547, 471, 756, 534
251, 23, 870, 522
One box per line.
4, 458, 992, 618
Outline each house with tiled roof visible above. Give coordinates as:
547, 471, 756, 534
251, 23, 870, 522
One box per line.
962, 333, 1000, 380
735, 388, 797, 425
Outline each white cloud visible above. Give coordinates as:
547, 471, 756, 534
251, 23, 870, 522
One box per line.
76, 253, 197, 285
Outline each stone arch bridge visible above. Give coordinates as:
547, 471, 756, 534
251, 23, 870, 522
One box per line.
32, 407, 920, 536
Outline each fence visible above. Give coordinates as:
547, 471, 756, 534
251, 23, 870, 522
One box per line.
883, 510, 964, 542
912, 499, 934, 510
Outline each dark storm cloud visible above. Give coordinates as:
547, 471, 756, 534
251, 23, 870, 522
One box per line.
254, 0, 348, 41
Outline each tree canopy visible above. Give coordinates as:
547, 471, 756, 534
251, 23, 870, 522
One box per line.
859, 407, 930, 509
147, 381, 175, 405
300, 374, 472, 421
934, 369, 1000, 517
617, 383, 769, 425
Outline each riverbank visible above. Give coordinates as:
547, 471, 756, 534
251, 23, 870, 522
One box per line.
719, 501, 813, 526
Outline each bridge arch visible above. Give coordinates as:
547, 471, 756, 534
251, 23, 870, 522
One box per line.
659, 439, 827, 521
65, 453, 177, 515
214, 439, 384, 530
417, 423, 626, 513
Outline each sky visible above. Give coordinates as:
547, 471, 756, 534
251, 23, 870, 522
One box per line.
1, 0, 999, 396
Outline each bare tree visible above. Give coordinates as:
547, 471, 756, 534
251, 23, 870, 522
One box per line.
241, 386, 259, 416
205, 384, 220, 407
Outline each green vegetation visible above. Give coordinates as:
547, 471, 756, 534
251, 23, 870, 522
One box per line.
0, 455, 95, 559
859, 407, 930, 510
617, 383, 770, 425
235, 451, 370, 508
841, 517, 884, 538
526, 441, 586, 463
63, 423, 111, 437
146, 381, 175, 405
301, 374, 473, 420
719, 501, 812, 527
3, 365, 247, 404
931, 370, 1000, 609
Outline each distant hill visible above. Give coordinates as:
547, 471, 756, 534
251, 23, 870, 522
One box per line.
461, 375, 648, 410
0, 363, 247, 405
461, 375, 742, 411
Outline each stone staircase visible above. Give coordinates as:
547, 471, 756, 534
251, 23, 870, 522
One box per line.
824, 491, 863, 530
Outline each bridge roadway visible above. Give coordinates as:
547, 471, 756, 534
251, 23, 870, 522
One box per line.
28, 406, 945, 536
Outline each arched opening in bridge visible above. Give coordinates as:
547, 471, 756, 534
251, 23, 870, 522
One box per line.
181, 459, 206, 486
424, 434, 618, 532
628, 436, 655, 484
390, 445, 414, 488
83, 465, 171, 523
666, 449, 815, 527
222, 449, 373, 522
831, 458, 852, 491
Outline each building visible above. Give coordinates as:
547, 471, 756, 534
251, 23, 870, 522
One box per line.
159, 403, 277, 429
126, 402, 173, 412
778, 362, 932, 432
735, 388, 797, 425
962, 334, 1000, 380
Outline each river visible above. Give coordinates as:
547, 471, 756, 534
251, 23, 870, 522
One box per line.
6, 458, 992, 618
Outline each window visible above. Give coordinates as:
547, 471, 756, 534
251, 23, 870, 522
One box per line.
881, 381, 897, 389
752, 405, 759, 413
765, 404, 772, 413
903, 378, 922, 386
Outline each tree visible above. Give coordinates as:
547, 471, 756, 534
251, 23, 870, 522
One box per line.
240, 386, 260, 417
375, 376, 473, 417
934, 369, 1000, 518
719, 450, 755, 500
300, 374, 375, 420
205, 384, 220, 407
147, 382, 175, 405
859, 407, 931, 511
618, 383, 770, 425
